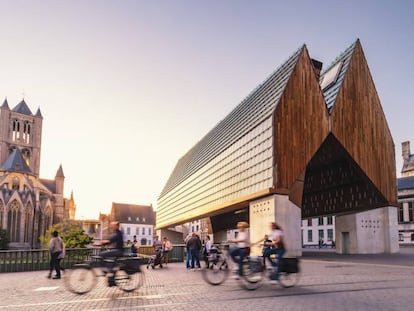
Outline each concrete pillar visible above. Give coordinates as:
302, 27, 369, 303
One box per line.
250, 194, 301, 257
335, 206, 399, 254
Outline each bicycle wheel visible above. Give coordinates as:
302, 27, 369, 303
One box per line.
278, 272, 300, 288
114, 269, 143, 292
64, 265, 97, 295
201, 257, 229, 285
239, 260, 265, 290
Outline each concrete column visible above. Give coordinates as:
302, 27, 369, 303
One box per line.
335, 206, 399, 254
250, 194, 301, 257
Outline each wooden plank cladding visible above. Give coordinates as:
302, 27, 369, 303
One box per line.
330, 40, 397, 208
274, 46, 330, 194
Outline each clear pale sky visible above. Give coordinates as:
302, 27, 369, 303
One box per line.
0, 0, 412, 219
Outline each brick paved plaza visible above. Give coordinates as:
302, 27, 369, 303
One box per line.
0, 249, 413, 311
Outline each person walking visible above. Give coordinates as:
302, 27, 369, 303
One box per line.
47, 230, 63, 279
57, 236, 66, 274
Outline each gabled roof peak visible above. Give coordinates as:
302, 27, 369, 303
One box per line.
12, 99, 33, 116
0, 148, 33, 175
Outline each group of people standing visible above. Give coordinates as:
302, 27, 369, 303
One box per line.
152, 235, 173, 265
184, 232, 211, 270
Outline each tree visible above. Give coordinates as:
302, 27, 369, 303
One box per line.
40, 220, 93, 249
0, 228, 9, 249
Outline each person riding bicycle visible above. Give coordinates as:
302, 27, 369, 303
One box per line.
263, 222, 286, 282
96, 221, 124, 285
228, 221, 250, 278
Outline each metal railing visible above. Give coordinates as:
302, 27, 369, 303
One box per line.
0, 245, 186, 273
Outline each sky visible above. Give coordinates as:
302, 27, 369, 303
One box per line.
0, 0, 413, 219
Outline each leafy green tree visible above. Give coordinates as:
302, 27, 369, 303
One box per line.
40, 220, 93, 249
0, 228, 9, 249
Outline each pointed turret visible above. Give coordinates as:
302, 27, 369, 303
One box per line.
35, 107, 43, 118
56, 164, 65, 178
1, 98, 9, 109
55, 164, 65, 195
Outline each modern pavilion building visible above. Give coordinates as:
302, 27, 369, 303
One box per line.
157, 39, 398, 255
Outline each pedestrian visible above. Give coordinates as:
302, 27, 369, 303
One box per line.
187, 232, 202, 270
47, 230, 63, 279
228, 221, 250, 278
162, 236, 173, 266
153, 235, 163, 251
184, 233, 192, 269
203, 235, 212, 267
57, 236, 66, 274
131, 235, 138, 257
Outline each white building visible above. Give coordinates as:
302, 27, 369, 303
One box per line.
110, 202, 155, 246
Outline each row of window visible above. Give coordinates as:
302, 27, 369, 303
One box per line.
306, 228, 334, 243
304, 216, 334, 226
123, 227, 152, 236
12, 120, 32, 144
127, 216, 146, 222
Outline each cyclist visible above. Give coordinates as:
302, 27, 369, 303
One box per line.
228, 221, 250, 278
96, 221, 124, 285
263, 222, 286, 283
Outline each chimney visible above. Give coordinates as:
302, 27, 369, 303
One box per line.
311, 59, 323, 79
402, 141, 411, 160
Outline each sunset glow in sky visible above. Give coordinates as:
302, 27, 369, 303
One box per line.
1, 0, 413, 219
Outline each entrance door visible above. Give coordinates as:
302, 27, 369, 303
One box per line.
341, 232, 350, 254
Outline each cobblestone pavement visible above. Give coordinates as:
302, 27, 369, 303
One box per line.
0, 249, 413, 311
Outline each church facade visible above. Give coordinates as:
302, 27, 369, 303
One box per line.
0, 99, 75, 249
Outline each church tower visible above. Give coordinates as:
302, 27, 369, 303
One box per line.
0, 99, 43, 176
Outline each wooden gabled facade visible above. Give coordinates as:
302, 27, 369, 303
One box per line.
157, 39, 397, 230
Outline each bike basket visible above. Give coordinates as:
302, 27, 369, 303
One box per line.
279, 257, 299, 273
121, 258, 142, 274
249, 256, 264, 273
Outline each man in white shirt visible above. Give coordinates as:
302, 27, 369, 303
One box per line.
263, 222, 286, 282
228, 221, 250, 277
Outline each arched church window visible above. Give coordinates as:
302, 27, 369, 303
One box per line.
22, 149, 31, 166
22, 121, 31, 144
12, 120, 20, 141
24, 203, 33, 243
7, 200, 21, 242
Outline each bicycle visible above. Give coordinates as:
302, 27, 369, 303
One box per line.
64, 252, 144, 295
201, 243, 300, 290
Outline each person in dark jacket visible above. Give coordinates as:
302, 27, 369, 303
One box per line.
187, 232, 202, 270
95, 221, 124, 285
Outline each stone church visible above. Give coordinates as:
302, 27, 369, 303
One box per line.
0, 98, 75, 249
